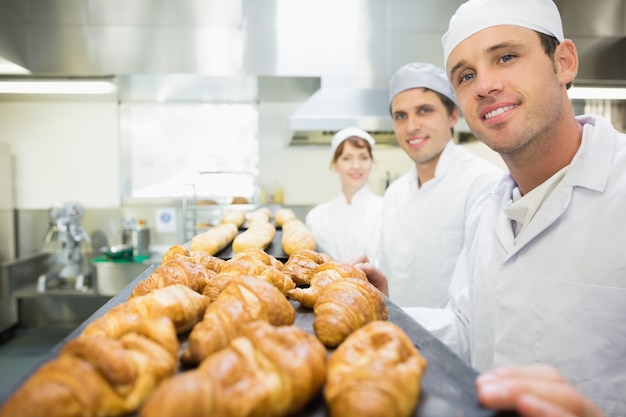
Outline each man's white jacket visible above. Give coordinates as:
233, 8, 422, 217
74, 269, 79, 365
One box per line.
408, 115, 626, 416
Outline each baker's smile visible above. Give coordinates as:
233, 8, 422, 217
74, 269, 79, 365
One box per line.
484, 105, 518, 120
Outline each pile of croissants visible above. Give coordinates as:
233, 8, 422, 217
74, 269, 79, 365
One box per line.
0, 210, 428, 417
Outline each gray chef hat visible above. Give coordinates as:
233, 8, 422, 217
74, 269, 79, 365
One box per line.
388, 62, 457, 107
442, 0, 564, 65
331, 127, 375, 154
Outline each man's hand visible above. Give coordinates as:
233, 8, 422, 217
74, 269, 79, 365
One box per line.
345, 254, 389, 296
476, 365, 605, 417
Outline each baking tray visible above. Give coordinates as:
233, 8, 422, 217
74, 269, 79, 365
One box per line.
0, 266, 516, 417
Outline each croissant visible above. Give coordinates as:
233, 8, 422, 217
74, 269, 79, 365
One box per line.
0, 316, 179, 417
161, 244, 190, 264
188, 250, 225, 272
223, 247, 285, 272
190, 222, 238, 255
202, 248, 295, 301
182, 275, 296, 365
281, 218, 316, 256
325, 321, 427, 417
281, 249, 333, 286
84, 284, 209, 336
287, 260, 366, 308
232, 221, 276, 253
161, 245, 225, 272
141, 321, 327, 417
200, 273, 237, 302
313, 277, 388, 347
130, 256, 216, 298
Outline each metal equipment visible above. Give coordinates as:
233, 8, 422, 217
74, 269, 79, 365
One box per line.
37, 203, 92, 292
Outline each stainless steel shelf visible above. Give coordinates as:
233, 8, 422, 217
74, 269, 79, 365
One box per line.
182, 171, 260, 241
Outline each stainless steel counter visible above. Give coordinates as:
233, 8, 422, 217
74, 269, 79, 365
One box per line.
92, 259, 154, 296
1, 254, 50, 332
2, 252, 158, 329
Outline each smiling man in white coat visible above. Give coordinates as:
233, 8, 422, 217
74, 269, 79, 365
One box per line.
380, 62, 503, 309
355, 0, 626, 415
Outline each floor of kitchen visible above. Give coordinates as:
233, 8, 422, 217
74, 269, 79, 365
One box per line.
0, 325, 71, 401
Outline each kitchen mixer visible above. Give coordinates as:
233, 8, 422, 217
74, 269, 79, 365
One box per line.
37, 202, 92, 292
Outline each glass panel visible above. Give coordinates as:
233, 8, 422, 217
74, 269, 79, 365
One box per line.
120, 102, 259, 199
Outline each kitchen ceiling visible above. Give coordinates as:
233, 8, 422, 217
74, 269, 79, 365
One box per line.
0, 0, 624, 83
0, 0, 624, 133
2, 0, 623, 143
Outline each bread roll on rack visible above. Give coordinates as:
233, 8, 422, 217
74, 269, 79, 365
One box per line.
247, 207, 272, 226
190, 222, 238, 255
274, 207, 297, 227
281, 218, 316, 256
232, 221, 276, 253
221, 210, 246, 228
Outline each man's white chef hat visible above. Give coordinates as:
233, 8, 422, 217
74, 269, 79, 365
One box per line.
442, 0, 564, 65
331, 127, 375, 154
388, 62, 457, 107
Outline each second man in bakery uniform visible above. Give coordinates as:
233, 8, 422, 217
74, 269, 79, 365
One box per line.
379, 62, 503, 308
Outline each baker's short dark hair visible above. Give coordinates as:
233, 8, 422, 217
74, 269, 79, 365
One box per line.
537, 32, 572, 89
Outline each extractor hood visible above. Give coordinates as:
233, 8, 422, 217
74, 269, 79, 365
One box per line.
289, 87, 397, 147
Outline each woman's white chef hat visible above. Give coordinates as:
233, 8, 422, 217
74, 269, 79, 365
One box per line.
331, 127, 375, 153
388, 62, 457, 107
442, 0, 564, 65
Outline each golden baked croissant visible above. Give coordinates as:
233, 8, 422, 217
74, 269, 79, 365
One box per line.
281, 218, 317, 256
273, 207, 296, 227
0, 316, 179, 417
200, 273, 236, 302
182, 275, 296, 365
84, 284, 209, 336
161, 244, 190, 264
282, 249, 333, 286
202, 248, 295, 301
141, 321, 327, 417
189, 250, 225, 272
190, 222, 238, 255
313, 276, 388, 347
232, 221, 276, 253
287, 260, 367, 308
325, 321, 427, 417
161, 244, 225, 272
130, 256, 217, 298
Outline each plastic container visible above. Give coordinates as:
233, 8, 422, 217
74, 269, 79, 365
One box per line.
92, 256, 151, 295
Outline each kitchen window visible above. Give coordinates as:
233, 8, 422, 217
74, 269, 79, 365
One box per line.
120, 102, 259, 200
